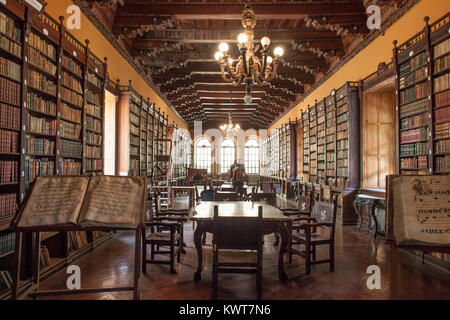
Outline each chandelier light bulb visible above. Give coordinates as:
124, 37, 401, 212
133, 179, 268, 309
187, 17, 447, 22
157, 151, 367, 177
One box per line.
228, 58, 233, 65
238, 33, 248, 44
267, 56, 273, 64
219, 42, 229, 53
244, 94, 253, 104
215, 51, 224, 61
261, 36, 270, 47
274, 47, 284, 57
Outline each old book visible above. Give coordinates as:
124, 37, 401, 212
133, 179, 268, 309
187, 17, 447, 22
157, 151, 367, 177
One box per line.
12, 175, 145, 230
386, 175, 450, 247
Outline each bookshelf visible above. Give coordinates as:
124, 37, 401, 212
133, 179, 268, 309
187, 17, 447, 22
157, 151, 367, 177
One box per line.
393, 14, 450, 176
0, 0, 110, 299
392, 14, 450, 267
153, 108, 169, 185
146, 99, 155, 182
169, 126, 193, 182
300, 82, 360, 225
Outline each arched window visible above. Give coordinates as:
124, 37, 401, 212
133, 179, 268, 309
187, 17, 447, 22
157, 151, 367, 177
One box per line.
220, 139, 235, 173
245, 139, 260, 174
196, 138, 211, 173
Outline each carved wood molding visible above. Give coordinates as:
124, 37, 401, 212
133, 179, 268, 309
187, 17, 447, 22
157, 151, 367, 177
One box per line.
74, 0, 188, 127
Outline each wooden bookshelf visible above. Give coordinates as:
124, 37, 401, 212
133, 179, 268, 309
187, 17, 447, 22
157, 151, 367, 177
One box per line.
153, 108, 169, 185
146, 99, 154, 182
300, 82, 360, 225
169, 125, 193, 182
0, 0, 111, 299
393, 14, 450, 175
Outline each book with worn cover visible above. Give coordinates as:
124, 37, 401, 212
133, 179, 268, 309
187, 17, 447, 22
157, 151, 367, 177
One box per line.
11, 175, 146, 230
386, 175, 450, 247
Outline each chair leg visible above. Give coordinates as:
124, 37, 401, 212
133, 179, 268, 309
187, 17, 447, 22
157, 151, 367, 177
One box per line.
170, 241, 176, 274
212, 250, 218, 300
312, 245, 316, 262
151, 244, 155, 261
305, 235, 311, 275
202, 232, 206, 245
288, 236, 293, 264
329, 243, 334, 272
142, 238, 147, 274
177, 239, 181, 263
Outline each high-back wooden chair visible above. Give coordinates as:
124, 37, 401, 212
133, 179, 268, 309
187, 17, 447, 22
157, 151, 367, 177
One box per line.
289, 197, 337, 275
212, 205, 263, 300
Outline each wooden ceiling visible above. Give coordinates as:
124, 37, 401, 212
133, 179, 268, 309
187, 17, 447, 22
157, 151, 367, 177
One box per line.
81, 0, 403, 129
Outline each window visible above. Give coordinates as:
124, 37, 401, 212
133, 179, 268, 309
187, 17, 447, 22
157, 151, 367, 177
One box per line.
196, 138, 211, 173
245, 139, 260, 174
220, 139, 235, 173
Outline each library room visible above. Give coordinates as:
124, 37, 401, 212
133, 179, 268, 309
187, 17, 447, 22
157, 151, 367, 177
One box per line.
0, 0, 448, 312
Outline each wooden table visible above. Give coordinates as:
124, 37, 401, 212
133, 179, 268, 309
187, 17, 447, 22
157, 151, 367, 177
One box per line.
169, 186, 196, 208
191, 201, 292, 282
353, 194, 386, 238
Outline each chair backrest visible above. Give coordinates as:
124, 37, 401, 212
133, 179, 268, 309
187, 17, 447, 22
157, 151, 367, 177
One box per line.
213, 205, 263, 250
200, 189, 215, 201
297, 195, 311, 214
322, 186, 332, 203
215, 192, 238, 201
194, 185, 200, 203
311, 199, 337, 233
261, 182, 272, 193
272, 183, 282, 195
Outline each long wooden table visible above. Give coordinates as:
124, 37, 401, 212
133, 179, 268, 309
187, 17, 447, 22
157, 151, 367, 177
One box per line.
191, 201, 292, 282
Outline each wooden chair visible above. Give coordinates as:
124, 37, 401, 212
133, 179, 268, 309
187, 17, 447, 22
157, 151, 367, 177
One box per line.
200, 189, 215, 201
214, 192, 239, 201
142, 198, 183, 274
250, 192, 277, 207
289, 197, 337, 274
212, 205, 263, 300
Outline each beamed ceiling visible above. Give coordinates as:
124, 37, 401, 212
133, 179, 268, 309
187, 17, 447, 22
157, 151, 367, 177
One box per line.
79, 0, 407, 129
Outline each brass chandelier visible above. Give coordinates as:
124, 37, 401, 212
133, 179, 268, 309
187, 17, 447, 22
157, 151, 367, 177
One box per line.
220, 112, 240, 136
215, 1, 284, 104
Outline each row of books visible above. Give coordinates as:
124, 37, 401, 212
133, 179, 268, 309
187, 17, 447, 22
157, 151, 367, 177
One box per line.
434, 54, 450, 74
26, 91, 57, 116
59, 120, 81, 140
27, 46, 57, 76
435, 155, 450, 172
337, 150, 348, 159
337, 139, 348, 150
400, 142, 428, 156
60, 139, 82, 157
0, 77, 20, 107
27, 70, 57, 96
0, 33, 22, 58
28, 115, 56, 135
0, 271, 13, 291
0, 232, 15, 255
61, 71, 83, 94
130, 101, 140, 115
399, 66, 427, 90
400, 155, 428, 169
86, 159, 102, 171
130, 112, 140, 126
61, 54, 83, 78
400, 127, 428, 143
130, 123, 139, 136
435, 139, 450, 154
400, 82, 428, 106
86, 117, 101, 133
59, 159, 81, 175
433, 37, 450, 59
24, 159, 54, 183
0, 193, 15, 219
86, 90, 100, 105
435, 106, 450, 123
61, 87, 83, 108
0, 160, 17, 183
26, 137, 54, 155
87, 72, 102, 88
434, 73, 450, 93
0, 56, 21, 82
337, 167, 348, 177
0, 103, 20, 130
435, 122, 450, 139
0, 129, 18, 154
400, 112, 427, 131
86, 104, 101, 118
435, 89, 450, 108
39, 246, 51, 269
86, 131, 102, 145
400, 97, 428, 118
68, 231, 88, 251
60, 103, 81, 124
0, 12, 21, 43
399, 51, 427, 76
28, 32, 57, 61
86, 145, 101, 158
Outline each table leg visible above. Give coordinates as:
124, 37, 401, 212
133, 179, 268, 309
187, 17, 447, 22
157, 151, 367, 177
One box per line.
371, 201, 379, 239
194, 222, 204, 282
278, 222, 289, 282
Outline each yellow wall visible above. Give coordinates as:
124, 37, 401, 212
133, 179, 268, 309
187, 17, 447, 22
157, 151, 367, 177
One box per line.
270, 0, 450, 131
44, 0, 188, 130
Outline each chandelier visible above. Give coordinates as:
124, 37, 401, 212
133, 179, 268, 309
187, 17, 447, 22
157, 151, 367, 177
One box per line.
220, 112, 240, 136
215, 1, 284, 104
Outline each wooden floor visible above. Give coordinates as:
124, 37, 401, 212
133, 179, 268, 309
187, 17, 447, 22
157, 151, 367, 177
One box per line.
35, 196, 450, 300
